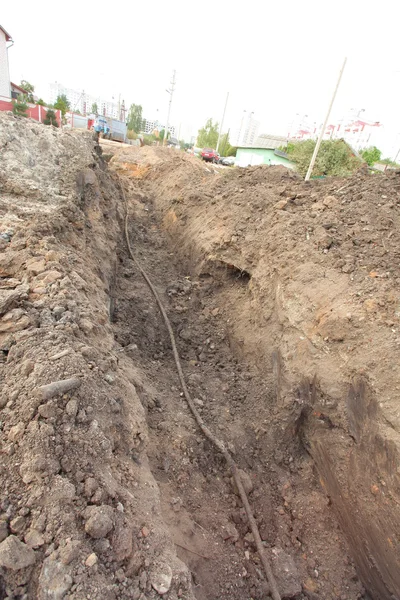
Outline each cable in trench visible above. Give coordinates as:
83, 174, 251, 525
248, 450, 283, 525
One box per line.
119, 178, 281, 600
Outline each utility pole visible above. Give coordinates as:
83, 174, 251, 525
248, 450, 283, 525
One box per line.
216, 92, 229, 153
164, 70, 176, 146
305, 57, 347, 181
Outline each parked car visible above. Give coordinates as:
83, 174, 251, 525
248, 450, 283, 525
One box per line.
201, 148, 220, 163
220, 156, 235, 166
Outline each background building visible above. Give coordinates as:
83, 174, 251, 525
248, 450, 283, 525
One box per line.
49, 82, 124, 119
236, 134, 294, 168
142, 117, 176, 137
0, 25, 12, 99
234, 111, 260, 146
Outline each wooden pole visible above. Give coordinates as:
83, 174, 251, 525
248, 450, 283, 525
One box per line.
305, 58, 347, 181
216, 92, 229, 153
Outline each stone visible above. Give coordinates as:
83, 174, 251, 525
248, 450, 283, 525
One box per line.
65, 399, 78, 418
58, 539, 80, 565
0, 278, 21, 289
20, 360, 34, 376
37, 270, 62, 286
141, 526, 149, 538
93, 538, 110, 554
25, 530, 45, 549
85, 553, 98, 567
8, 422, 26, 442
112, 520, 133, 562
26, 260, 46, 275
274, 199, 288, 210
84, 505, 114, 539
51, 476, 76, 502
0, 535, 36, 570
0, 314, 30, 333
53, 306, 66, 317
221, 522, 239, 543
38, 401, 57, 419
151, 565, 173, 595
10, 515, 26, 534
38, 556, 73, 599
323, 195, 339, 208
79, 318, 94, 334
84, 477, 98, 498
0, 520, 8, 543
271, 547, 301, 598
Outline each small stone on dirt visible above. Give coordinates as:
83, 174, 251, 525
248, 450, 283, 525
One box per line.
8, 422, 25, 442
85, 552, 98, 567
10, 515, 26, 534
0, 520, 8, 543
65, 398, 78, 418
24, 530, 45, 549
84, 505, 114, 539
0, 535, 36, 570
271, 547, 301, 598
38, 556, 73, 598
151, 565, 173, 595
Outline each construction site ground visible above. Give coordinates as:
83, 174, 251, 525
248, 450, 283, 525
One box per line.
1, 112, 400, 600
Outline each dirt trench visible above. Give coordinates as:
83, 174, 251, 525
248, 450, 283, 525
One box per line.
0, 114, 395, 600
109, 146, 400, 600
111, 171, 366, 600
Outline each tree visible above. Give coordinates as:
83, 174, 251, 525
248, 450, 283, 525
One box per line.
20, 80, 34, 103
159, 129, 171, 142
54, 94, 70, 117
91, 102, 98, 115
285, 139, 362, 177
127, 104, 143, 132
37, 98, 46, 106
43, 109, 59, 127
360, 146, 382, 166
218, 132, 236, 157
197, 118, 219, 148
12, 96, 28, 117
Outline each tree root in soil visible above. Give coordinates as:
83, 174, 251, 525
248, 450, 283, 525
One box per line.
119, 178, 282, 600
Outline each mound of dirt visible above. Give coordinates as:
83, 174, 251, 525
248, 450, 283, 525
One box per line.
0, 114, 193, 600
112, 146, 400, 600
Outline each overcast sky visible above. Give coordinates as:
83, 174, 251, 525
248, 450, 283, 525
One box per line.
3, 1, 400, 155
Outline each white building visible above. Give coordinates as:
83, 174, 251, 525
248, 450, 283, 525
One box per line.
234, 111, 260, 146
0, 25, 12, 100
49, 82, 122, 119
142, 117, 176, 137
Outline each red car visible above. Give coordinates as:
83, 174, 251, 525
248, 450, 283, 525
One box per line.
201, 148, 220, 163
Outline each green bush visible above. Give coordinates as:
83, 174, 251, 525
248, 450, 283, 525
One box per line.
286, 139, 362, 177
360, 146, 381, 166
43, 109, 59, 127
12, 96, 28, 117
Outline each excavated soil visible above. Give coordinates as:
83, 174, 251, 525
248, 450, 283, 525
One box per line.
0, 113, 399, 600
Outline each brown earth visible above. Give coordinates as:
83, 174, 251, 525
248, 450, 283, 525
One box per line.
111, 146, 400, 600
0, 112, 398, 600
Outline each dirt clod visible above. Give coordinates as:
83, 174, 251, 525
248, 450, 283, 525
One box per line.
0, 535, 36, 570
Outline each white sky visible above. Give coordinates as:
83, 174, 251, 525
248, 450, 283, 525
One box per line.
3, 0, 400, 156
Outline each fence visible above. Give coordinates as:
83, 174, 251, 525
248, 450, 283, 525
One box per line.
0, 100, 62, 126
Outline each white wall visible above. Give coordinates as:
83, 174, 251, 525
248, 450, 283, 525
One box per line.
0, 29, 11, 98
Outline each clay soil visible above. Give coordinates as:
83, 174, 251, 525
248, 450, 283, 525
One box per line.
0, 113, 399, 600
